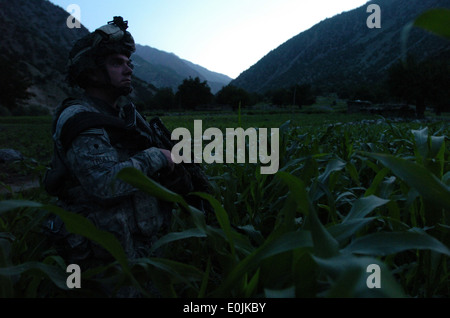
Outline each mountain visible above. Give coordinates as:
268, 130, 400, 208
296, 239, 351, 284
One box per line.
0, 0, 90, 111
133, 44, 232, 94
230, 0, 450, 94
0, 0, 230, 113
180, 59, 233, 93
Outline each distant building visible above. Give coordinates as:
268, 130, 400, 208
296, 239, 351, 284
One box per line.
347, 100, 415, 117
347, 100, 372, 113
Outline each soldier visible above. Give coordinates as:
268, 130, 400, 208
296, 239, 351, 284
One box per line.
44, 17, 176, 277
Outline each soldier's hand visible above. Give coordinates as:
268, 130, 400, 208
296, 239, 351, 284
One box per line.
159, 148, 175, 172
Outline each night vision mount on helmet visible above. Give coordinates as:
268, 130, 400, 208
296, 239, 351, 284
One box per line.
67, 16, 136, 89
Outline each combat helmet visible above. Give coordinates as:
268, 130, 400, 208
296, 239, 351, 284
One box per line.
67, 16, 135, 89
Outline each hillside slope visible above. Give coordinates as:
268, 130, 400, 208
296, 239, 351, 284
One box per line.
0, 0, 231, 112
0, 0, 89, 110
134, 44, 232, 94
231, 0, 450, 93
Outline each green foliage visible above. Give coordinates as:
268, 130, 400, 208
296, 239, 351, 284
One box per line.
216, 85, 252, 110
231, 0, 449, 95
413, 8, 450, 40
0, 55, 34, 111
176, 77, 214, 110
151, 87, 176, 110
1, 115, 449, 298
387, 56, 450, 116
267, 84, 316, 108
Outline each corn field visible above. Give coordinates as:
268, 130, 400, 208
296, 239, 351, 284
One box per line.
1, 115, 449, 298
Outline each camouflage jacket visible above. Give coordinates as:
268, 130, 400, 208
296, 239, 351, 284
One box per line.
49, 95, 173, 263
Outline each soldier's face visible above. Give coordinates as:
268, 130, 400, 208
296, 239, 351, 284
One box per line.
103, 54, 133, 90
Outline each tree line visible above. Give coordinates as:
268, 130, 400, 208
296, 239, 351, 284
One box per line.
139, 54, 449, 117
1, 54, 449, 117
139, 77, 317, 112
337, 55, 450, 118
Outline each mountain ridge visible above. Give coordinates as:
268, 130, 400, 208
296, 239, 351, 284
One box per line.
0, 0, 231, 111
230, 0, 450, 94
133, 44, 232, 94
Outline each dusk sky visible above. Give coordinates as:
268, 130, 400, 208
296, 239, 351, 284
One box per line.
49, 0, 370, 78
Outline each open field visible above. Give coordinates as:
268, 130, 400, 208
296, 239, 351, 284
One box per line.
0, 105, 449, 298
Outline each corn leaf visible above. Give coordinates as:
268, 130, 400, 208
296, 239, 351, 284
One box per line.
343, 195, 390, 222
342, 231, 450, 256
277, 171, 339, 258
116, 167, 188, 208
214, 230, 312, 296
328, 217, 376, 243
313, 255, 405, 297
0, 201, 131, 274
0, 200, 42, 215
412, 127, 429, 160
0, 261, 68, 290
117, 167, 207, 231
413, 8, 450, 40
193, 192, 236, 258
362, 152, 450, 210
150, 228, 207, 253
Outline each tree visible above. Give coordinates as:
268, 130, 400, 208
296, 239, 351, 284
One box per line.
387, 57, 425, 118
216, 85, 250, 110
0, 55, 33, 111
423, 58, 450, 115
387, 56, 450, 117
291, 84, 316, 108
176, 77, 213, 110
270, 88, 289, 106
268, 84, 316, 108
153, 87, 176, 110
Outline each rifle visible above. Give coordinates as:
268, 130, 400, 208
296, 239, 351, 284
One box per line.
44, 100, 213, 214
134, 110, 213, 215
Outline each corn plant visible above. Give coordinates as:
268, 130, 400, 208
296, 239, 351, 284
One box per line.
0, 117, 449, 297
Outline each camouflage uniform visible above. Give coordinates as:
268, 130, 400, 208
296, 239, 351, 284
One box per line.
50, 94, 173, 265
